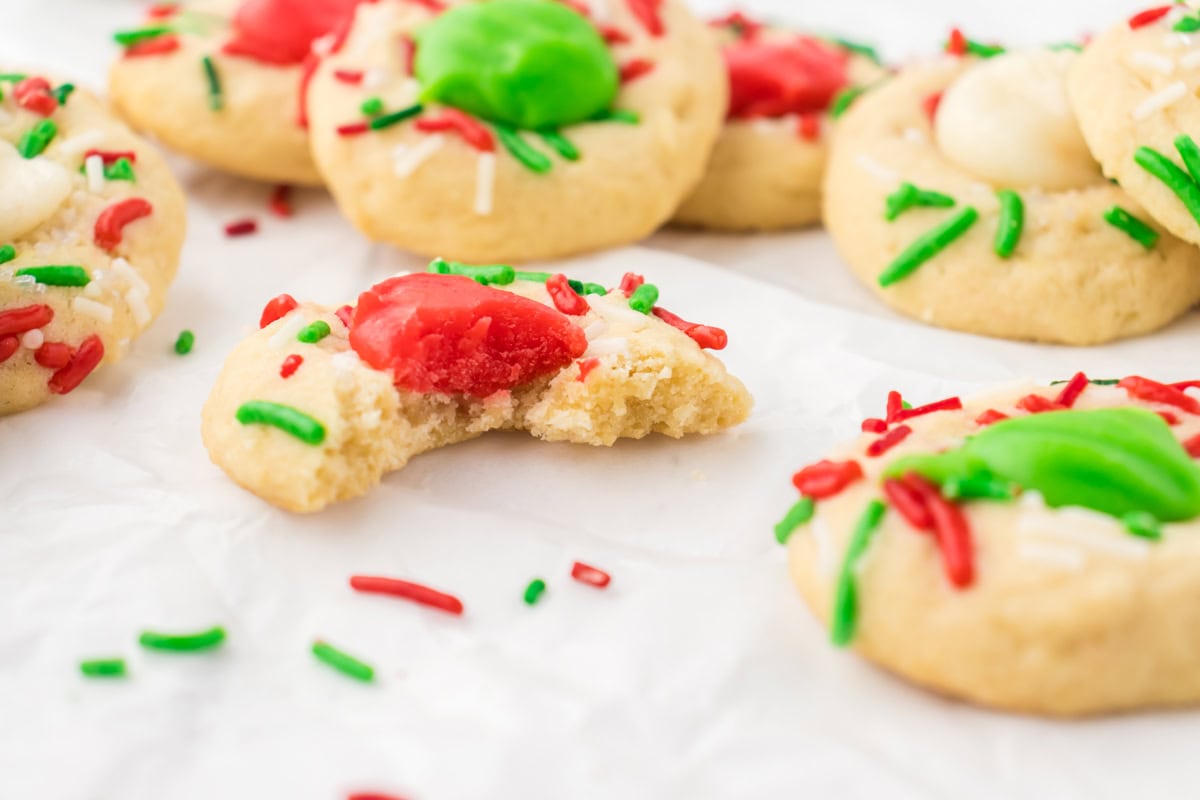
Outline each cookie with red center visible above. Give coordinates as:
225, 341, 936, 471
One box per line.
673, 17, 885, 231
201, 263, 752, 512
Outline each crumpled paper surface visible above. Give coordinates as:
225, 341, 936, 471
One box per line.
5, 1, 1200, 798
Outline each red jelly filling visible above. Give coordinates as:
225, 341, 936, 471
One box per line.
725, 36, 850, 119
222, 0, 362, 65
349, 274, 588, 398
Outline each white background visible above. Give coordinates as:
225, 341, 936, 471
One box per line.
5, 1, 1200, 799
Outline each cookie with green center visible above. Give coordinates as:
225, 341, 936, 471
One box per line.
0, 71, 185, 415
784, 377, 1200, 716
822, 44, 1200, 344
305, 0, 726, 263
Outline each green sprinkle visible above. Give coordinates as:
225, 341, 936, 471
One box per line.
591, 108, 640, 124
0, 73, 28, 83
833, 37, 881, 65
514, 270, 553, 283
1048, 42, 1083, 52
1174, 134, 1200, 185
965, 40, 1006, 58
1051, 377, 1119, 386
235, 400, 327, 445
80, 658, 127, 678
14, 265, 89, 287
201, 55, 222, 111
51, 83, 75, 106
831, 500, 887, 646
884, 182, 955, 221
368, 103, 424, 130
107, 157, 136, 182
494, 123, 552, 173
114, 26, 174, 46
1103, 206, 1159, 249
830, 86, 866, 119
775, 496, 815, 545
1175, 15, 1200, 32
360, 96, 384, 116
538, 130, 580, 161
0, 245, 14, 265
567, 279, 585, 294
297, 320, 332, 343
878, 206, 979, 287
18, 119, 58, 159
628, 283, 659, 313
1123, 511, 1163, 541
942, 473, 1015, 501
994, 189, 1024, 258
139, 626, 226, 652
523, 578, 548, 605
1134, 145, 1200, 227
901, 400, 912, 410
428, 258, 516, 285
173, 329, 195, 355
581, 282, 607, 296
312, 641, 375, 683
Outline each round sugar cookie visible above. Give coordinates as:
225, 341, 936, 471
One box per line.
1069, 6, 1200, 247
781, 376, 1200, 716
108, 0, 361, 185
673, 14, 885, 231
0, 72, 186, 415
306, 0, 726, 263
822, 47, 1200, 345
202, 262, 752, 512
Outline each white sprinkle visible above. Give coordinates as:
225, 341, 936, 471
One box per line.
363, 68, 387, 91
1129, 50, 1175, 75
72, 296, 114, 323
1132, 80, 1188, 120
474, 152, 496, 216
397, 78, 421, 106
583, 320, 608, 340
269, 312, 307, 349
1016, 541, 1086, 571
330, 350, 362, 372
855, 153, 898, 183
54, 129, 106, 159
752, 117, 784, 135
393, 134, 444, 178
21, 329, 44, 350
1164, 33, 1191, 49
111, 257, 149, 294
584, 336, 629, 357
84, 154, 105, 193
311, 33, 336, 56
84, 280, 103, 298
12, 274, 36, 288
584, 0, 611, 23
902, 126, 927, 145
1180, 50, 1200, 70
124, 287, 152, 329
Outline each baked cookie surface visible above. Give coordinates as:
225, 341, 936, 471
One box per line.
0, 73, 186, 415
673, 14, 884, 231
306, 0, 726, 263
823, 47, 1200, 345
782, 375, 1200, 716
108, 0, 358, 185
202, 264, 752, 513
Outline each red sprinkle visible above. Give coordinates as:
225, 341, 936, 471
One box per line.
600, 24, 631, 45
619, 272, 644, 297
406, 0, 447, 11
906, 473, 974, 588
0, 335, 17, 364
47, 334, 104, 395
335, 305, 355, 328
975, 408, 1009, 426
146, 3, 181, 19
297, 53, 319, 129
0, 304, 54, 336
882, 477, 933, 532
1129, 5, 1172, 29
1158, 410, 1181, 426
619, 58, 656, 84
34, 342, 72, 369
269, 185, 293, 218
1172, 380, 1200, 391
259, 294, 299, 328
94, 198, 153, 252
710, 11, 763, 40
861, 417, 888, 434
922, 92, 943, 124
333, 68, 364, 85
400, 35, 416, 76
347, 794, 409, 800
797, 112, 821, 141
885, 390, 904, 423
84, 149, 137, 165
415, 109, 496, 152
792, 459, 863, 499
546, 273, 589, 315
866, 424, 912, 457
892, 396, 963, 424
349, 575, 464, 615
224, 218, 259, 237
650, 307, 728, 350
337, 121, 370, 137
577, 356, 600, 382
1119, 375, 1200, 415
946, 28, 967, 56
1185, 433, 1200, 458
14, 77, 58, 116
1018, 394, 1065, 414
123, 35, 180, 57
625, 0, 664, 37
280, 354, 303, 379
571, 561, 611, 588
1054, 371, 1090, 408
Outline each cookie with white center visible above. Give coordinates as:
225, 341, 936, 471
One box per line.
305, 0, 726, 263
823, 44, 1200, 345
673, 13, 885, 231
1069, 6, 1200, 247
780, 375, 1200, 715
0, 72, 186, 416
108, 0, 359, 185
201, 263, 752, 512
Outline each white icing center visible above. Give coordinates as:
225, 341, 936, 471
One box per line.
0, 140, 74, 242
935, 49, 1100, 191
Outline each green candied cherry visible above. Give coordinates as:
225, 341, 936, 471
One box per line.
886, 408, 1200, 523
413, 0, 619, 130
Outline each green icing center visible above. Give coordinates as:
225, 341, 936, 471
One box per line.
886, 408, 1200, 523
413, 0, 619, 130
